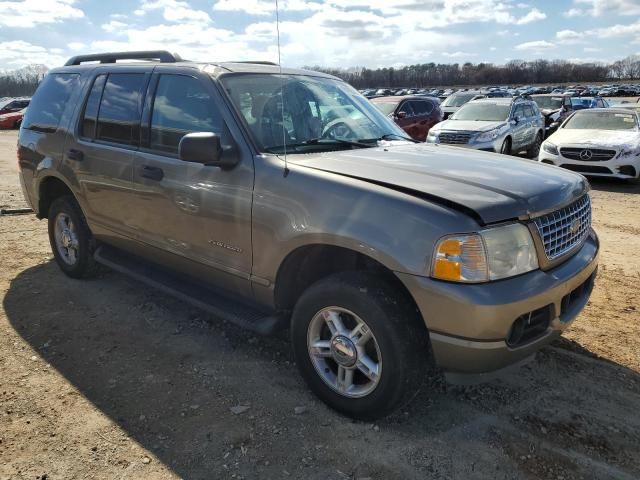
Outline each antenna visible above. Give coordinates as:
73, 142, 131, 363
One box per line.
275, 0, 289, 177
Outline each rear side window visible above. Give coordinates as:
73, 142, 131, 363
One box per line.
150, 74, 223, 154
81, 74, 106, 139
22, 73, 79, 132
523, 105, 534, 117
410, 100, 433, 115
96, 73, 147, 146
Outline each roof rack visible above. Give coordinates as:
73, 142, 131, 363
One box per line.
233, 61, 278, 66
64, 50, 182, 66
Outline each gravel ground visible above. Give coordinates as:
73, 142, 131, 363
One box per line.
0, 129, 639, 480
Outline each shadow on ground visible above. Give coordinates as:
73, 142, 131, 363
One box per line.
4, 261, 640, 479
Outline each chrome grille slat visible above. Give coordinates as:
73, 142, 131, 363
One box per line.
439, 131, 471, 145
532, 195, 591, 260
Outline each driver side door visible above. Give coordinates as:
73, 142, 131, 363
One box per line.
129, 70, 255, 296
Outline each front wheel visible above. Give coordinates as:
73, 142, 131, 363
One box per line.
527, 133, 543, 159
291, 272, 431, 420
500, 137, 512, 155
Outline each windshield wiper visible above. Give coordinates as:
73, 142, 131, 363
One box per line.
302, 137, 372, 148
360, 133, 419, 143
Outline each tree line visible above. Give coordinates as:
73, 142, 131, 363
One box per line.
308, 55, 640, 88
0, 74, 41, 98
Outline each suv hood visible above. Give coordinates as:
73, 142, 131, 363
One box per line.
290, 143, 588, 225
432, 119, 506, 133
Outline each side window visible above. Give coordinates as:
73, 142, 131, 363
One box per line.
512, 105, 525, 120
523, 105, 534, 117
96, 73, 147, 146
81, 74, 106, 139
150, 74, 223, 155
22, 73, 79, 132
410, 101, 431, 116
398, 101, 414, 117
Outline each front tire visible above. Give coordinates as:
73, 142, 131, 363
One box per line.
48, 195, 97, 279
291, 272, 431, 420
500, 137, 512, 155
527, 132, 543, 159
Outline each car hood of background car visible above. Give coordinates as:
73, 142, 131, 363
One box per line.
432, 120, 506, 132
549, 129, 640, 148
290, 143, 587, 225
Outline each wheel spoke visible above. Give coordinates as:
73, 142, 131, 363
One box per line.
323, 310, 347, 336
336, 366, 354, 393
356, 354, 380, 382
349, 322, 371, 347
67, 247, 77, 264
309, 339, 332, 358
55, 215, 67, 233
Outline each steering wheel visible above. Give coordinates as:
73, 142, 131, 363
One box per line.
321, 119, 357, 140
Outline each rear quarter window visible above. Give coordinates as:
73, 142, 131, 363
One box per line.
22, 73, 79, 132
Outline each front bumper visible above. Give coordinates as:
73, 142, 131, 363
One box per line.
427, 136, 503, 153
538, 149, 640, 179
396, 230, 599, 374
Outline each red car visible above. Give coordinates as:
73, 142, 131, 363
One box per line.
371, 95, 443, 141
0, 108, 26, 129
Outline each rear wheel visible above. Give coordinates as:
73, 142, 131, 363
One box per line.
500, 137, 512, 155
291, 271, 431, 420
48, 195, 97, 278
527, 132, 543, 159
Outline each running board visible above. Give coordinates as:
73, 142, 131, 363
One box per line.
94, 245, 285, 335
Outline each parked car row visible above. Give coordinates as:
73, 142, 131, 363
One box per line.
366, 88, 639, 183
0, 96, 30, 129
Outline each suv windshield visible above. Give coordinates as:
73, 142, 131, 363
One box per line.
533, 96, 564, 110
451, 102, 511, 121
563, 111, 638, 131
442, 93, 478, 108
221, 74, 406, 154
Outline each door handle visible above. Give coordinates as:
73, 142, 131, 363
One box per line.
67, 149, 84, 161
140, 165, 164, 181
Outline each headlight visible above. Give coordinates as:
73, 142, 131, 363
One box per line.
431, 223, 539, 283
475, 128, 500, 142
426, 131, 438, 143
543, 142, 558, 155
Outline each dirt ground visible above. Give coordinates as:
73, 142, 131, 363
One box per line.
0, 129, 639, 480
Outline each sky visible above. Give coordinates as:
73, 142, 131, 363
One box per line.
0, 0, 639, 71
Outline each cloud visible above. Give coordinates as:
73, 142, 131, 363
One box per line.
514, 40, 555, 51
442, 51, 478, 58
556, 30, 583, 41
102, 20, 127, 33
136, 0, 211, 23
0, 0, 84, 27
213, 0, 323, 16
0, 40, 66, 66
564, 0, 640, 17
515, 8, 546, 25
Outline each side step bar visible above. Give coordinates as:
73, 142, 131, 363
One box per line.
94, 245, 285, 335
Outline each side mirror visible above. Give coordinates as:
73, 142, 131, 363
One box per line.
396, 111, 407, 119
179, 132, 239, 169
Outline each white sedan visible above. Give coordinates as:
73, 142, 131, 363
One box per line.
538, 108, 640, 182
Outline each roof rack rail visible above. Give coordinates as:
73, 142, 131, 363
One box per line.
64, 50, 182, 66
233, 61, 278, 66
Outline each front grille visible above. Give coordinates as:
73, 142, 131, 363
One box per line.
560, 147, 616, 161
532, 195, 592, 260
439, 131, 471, 144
